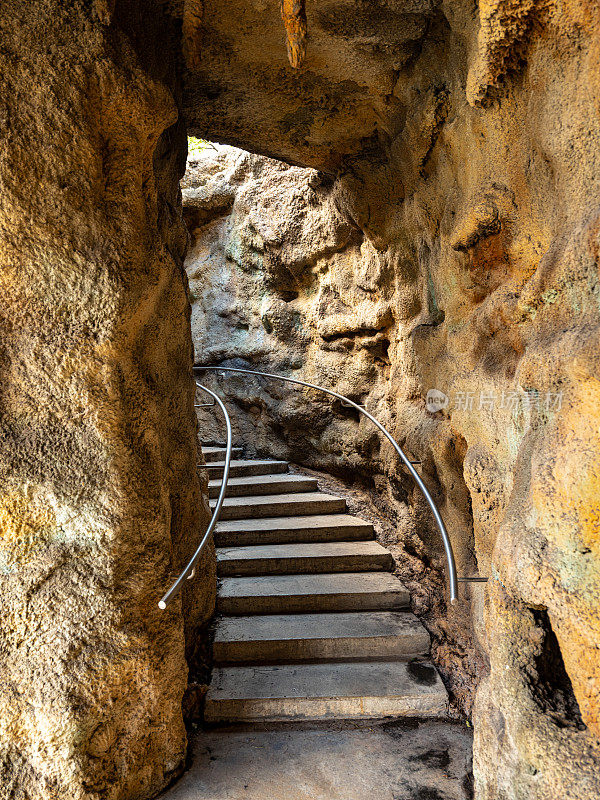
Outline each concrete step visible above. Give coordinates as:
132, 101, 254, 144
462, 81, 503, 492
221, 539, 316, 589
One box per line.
217, 572, 410, 615
206, 459, 289, 479
201, 446, 243, 463
217, 541, 394, 576
213, 611, 430, 663
212, 492, 346, 520
204, 661, 448, 722
215, 514, 374, 546
208, 473, 318, 499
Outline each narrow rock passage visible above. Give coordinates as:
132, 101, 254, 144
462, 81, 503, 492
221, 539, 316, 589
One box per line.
161, 446, 472, 798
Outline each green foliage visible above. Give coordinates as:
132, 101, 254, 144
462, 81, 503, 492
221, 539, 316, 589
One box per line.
188, 136, 215, 156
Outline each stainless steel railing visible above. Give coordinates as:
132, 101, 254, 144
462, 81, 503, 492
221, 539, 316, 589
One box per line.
194, 365, 460, 604
158, 382, 233, 610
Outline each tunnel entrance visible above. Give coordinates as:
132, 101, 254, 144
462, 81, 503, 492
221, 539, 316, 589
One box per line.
164, 139, 478, 798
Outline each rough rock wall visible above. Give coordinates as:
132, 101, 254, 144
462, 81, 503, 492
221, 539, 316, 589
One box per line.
0, 2, 214, 799
182, 2, 600, 798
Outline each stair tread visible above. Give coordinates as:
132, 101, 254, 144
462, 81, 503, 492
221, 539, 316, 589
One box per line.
215, 514, 373, 546
215, 514, 372, 533
202, 446, 243, 463
214, 611, 429, 644
202, 446, 239, 454
208, 473, 317, 498
217, 540, 392, 561
209, 473, 315, 489
213, 492, 346, 520
218, 572, 407, 600
217, 540, 393, 576
207, 459, 289, 470
205, 661, 448, 721
208, 660, 445, 700
213, 492, 343, 508
213, 610, 430, 663
219, 571, 407, 596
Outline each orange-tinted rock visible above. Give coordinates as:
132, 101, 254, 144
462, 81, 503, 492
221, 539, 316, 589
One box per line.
0, 2, 214, 798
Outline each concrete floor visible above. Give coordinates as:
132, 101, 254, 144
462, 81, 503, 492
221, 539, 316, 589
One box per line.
162, 719, 473, 800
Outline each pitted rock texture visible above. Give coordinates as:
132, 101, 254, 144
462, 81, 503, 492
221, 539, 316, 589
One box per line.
1, 0, 599, 798
182, 0, 440, 171
0, 2, 214, 799
182, 2, 600, 796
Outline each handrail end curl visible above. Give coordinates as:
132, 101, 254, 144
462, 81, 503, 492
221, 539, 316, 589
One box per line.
159, 382, 233, 611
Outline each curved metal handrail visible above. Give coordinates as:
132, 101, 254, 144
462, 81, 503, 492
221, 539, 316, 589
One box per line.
194, 364, 459, 604
158, 382, 233, 610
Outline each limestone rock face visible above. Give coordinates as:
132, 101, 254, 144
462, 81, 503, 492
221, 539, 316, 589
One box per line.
0, 2, 214, 798
182, 2, 600, 797
183, 0, 440, 170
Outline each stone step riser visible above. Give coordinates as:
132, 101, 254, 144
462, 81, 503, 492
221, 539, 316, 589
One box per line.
215, 527, 373, 547
218, 572, 410, 615
213, 635, 430, 664
205, 695, 447, 723
217, 592, 408, 615
207, 460, 289, 478
217, 540, 393, 576
214, 514, 374, 546
213, 612, 429, 665
217, 553, 393, 576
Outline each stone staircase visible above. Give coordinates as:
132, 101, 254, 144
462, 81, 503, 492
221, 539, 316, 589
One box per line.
201, 445, 448, 723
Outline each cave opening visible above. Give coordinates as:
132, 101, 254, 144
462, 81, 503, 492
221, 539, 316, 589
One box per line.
176, 136, 482, 798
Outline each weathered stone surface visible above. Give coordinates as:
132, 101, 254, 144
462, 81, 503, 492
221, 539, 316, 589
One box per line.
0, 2, 214, 798
182, 0, 438, 170
166, 719, 473, 800
182, 2, 600, 796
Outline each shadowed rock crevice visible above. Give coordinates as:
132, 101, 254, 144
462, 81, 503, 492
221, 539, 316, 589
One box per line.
531, 608, 587, 732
